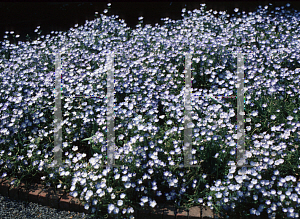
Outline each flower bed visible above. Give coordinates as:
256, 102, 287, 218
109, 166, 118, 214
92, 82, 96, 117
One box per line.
0, 3, 300, 219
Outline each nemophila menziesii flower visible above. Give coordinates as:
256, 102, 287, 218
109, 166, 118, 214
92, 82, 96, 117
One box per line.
1, 2, 300, 218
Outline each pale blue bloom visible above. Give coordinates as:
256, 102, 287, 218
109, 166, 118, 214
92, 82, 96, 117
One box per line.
117, 200, 123, 206
108, 204, 115, 214
150, 200, 157, 208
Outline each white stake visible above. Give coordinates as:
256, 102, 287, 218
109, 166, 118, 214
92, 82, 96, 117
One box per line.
184, 53, 193, 167
54, 52, 62, 167
107, 52, 117, 169
236, 52, 246, 167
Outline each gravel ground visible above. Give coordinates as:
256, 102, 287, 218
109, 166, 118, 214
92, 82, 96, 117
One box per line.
0, 194, 96, 219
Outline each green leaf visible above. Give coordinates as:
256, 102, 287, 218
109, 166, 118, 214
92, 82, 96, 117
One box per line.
91, 147, 102, 154
82, 135, 96, 141
195, 108, 205, 118
35, 136, 41, 145
253, 99, 263, 115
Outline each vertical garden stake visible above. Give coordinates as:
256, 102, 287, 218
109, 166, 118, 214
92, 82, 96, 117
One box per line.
53, 52, 62, 167
107, 51, 116, 168
183, 52, 202, 168
184, 53, 193, 167
236, 52, 247, 167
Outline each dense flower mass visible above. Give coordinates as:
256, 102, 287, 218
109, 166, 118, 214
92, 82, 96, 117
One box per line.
0, 2, 300, 219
